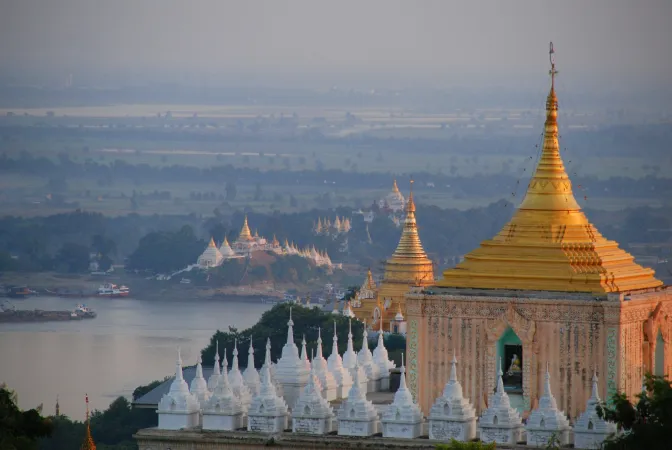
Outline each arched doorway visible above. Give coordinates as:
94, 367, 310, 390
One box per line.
655, 330, 665, 376
497, 327, 524, 411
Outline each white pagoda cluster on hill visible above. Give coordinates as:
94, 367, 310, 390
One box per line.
313, 216, 351, 236
197, 216, 333, 268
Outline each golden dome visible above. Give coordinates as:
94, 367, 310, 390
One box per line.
438, 43, 662, 294
238, 215, 253, 241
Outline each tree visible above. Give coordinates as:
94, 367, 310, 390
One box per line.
597, 373, 672, 450
225, 182, 237, 201
253, 182, 263, 201
0, 385, 53, 450
55, 243, 90, 273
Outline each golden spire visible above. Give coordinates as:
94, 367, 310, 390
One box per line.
81, 394, 96, 450
438, 43, 662, 293
392, 179, 400, 193
208, 237, 216, 248
239, 215, 253, 241
383, 179, 434, 284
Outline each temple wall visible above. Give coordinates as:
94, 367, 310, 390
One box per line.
406, 288, 672, 419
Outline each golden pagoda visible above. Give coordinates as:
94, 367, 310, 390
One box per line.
207, 237, 216, 248
238, 215, 253, 241
406, 43, 670, 422
81, 394, 96, 450
356, 180, 434, 329
438, 48, 661, 293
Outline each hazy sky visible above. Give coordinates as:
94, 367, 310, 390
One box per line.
1, 0, 671, 89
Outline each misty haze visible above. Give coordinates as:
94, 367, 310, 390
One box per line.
0, 1, 671, 449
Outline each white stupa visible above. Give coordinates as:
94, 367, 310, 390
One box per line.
261, 337, 284, 398
337, 360, 380, 436
227, 344, 252, 412
218, 236, 236, 259
300, 335, 312, 373
342, 301, 355, 318
381, 354, 423, 439
247, 363, 289, 433
274, 307, 310, 407
202, 357, 244, 431
292, 355, 336, 435
478, 359, 524, 445
327, 321, 353, 399
357, 321, 381, 392
372, 322, 395, 391
311, 328, 338, 401
428, 351, 477, 441
526, 363, 571, 446
574, 372, 617, 449
189, 354, 211, 408
207, 341, 222, 391
197, 237, 224, 268
243, 337, 261, 396
157, 348, 201, 430
342, 319, 368, 394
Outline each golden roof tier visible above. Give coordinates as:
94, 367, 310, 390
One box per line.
438, 43, 662, 294
238, 215, 253, 241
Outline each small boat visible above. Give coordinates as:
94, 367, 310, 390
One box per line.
7, 286, 37, 299
179, 278, 191, 284
74, 304, 97, 318
98, 283, 130, 298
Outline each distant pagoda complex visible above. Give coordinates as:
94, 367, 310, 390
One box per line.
405, 43, 670, 419
352, 181, 435, 331
197, 215, 334, 269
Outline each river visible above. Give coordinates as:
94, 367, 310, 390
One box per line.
0, 295, 271, 420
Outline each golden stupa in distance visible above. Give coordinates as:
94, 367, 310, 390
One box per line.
438, 43, 662, 293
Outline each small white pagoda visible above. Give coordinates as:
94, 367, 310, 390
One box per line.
197, 238, 224, 268
312, 328, 338, 401
261, 338, 284, 398
227, 344, 252, 412
342, 318, 368, 394
291, 357, 336, 435
207, 342, 222, 391
372, 323, 395, 391
247, 364, 289, 433
157, 348, 201, 430
218, 236, 236, 259
526, 363, 571, 446
327, 321, 353, 399
243, 337, 261, 396
381, 354, 423, 439
337, 360, 380, 437
274, 308, 310, 407
189, 354, 211, 409
357, 322, 381, 392
478, 359, 524, 445
428, 351, 477, 441
573, 373, 618, 449
202, 358, 244, 431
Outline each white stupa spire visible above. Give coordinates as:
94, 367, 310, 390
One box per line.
157, 347, 200, 430
261, 337, 283, 397
287, 306, 295, 345
327, 320, 353, 399
478, 358, 523, 445
373, 320, 395, 376
243, 336, 261, 396
342, 318, 357, 369
381, 353, 423, 438
357, 320, 381, 384
227, 340, 252, 412
428, 350, 477, 441
526, 362, 571, 446
574, 371, 618, 449
202, 355, 244, 430
274, 307, 310, 407
190, 354, 211, 406
301, 334, 311, 372
311, 328, 338, 401
207, 341, 222, 390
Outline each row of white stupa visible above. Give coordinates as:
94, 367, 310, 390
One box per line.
156, 311, 616, 449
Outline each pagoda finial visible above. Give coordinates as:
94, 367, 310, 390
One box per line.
81, 393, 96, 450
248, 335, 255, 365
55, 395, 60, 416
449, 349, 458, 382
544, 361, 552, 396
286, 307, 294, 345
590, 370, 600, 401
399, 352, 407, 390
208, 237, 216, 248
496, 358, 505, 393
549, 41, 558, 90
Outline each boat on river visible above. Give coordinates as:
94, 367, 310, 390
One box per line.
98, 283, 130, 298
74, 304, 97, 318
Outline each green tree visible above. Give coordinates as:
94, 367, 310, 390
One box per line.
225, 182, 237, 201
597, 373, 672, 450
0, 385, 53, 450
55, 243, 90, 273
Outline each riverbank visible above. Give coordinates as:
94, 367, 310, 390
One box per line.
0, 309, 95, 323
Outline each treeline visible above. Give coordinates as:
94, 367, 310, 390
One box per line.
2, 151, 672, 201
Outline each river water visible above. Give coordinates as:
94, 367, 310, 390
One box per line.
0, 296, 271, 420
